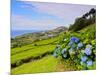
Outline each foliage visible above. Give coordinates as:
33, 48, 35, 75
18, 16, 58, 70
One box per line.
53, 24, 96, 70
11, 24, 96, 75
69, 8, 96, 31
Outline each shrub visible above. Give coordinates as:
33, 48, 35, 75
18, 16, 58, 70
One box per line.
53, 36, 96, 70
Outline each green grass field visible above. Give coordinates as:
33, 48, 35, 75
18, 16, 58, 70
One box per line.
11, 24, 96, 75
11, 55, 59, 75
11, 37, 59, 64
11, 36, 60, 75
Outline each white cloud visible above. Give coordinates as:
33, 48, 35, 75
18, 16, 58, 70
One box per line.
23, 2, 96, 21
11, 1, 96, 30
11, 14, 67, 30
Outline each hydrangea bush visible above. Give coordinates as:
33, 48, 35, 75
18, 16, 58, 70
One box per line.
53, 36, 96, 70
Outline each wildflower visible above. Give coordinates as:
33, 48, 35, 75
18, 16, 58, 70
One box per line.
69, 48, 73, 54
53, 52, 58, 58
87, 60, 93, 67
81, 56, 88, 62
85, 47, 92, 55
62, 48, 67, 54
68, 41, 73, 45
70, 37, 79, 43
78, 42, 83, 48
62, 54, 67, 58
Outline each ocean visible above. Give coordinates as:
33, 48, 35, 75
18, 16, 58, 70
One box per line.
11, 30, 42, 38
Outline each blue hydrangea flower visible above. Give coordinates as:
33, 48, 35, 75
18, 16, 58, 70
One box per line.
62, 54, 67, 58
62, 48, 67, 54
78, 42, 83, 48
75, 39, 79, 43
53, 52, 58, 58
85, 47, 92, 55
81, 56, 88, 62
72, 44, 76, 49
68, 41, 73, 45
70, 37, 79, 43
69, 48, 73, 54
87, 60, 93, 67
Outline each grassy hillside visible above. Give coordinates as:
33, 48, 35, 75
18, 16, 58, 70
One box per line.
11, 55, 58, 75
11, 23, 96, 75
11, 26, 67, 48
11, 36, 60, 65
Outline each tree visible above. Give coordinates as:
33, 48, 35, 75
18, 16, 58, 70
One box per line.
82, 12, 89, 19
89, 8, 96, 15
88, 8, 96, 23
69, 8, 96, 31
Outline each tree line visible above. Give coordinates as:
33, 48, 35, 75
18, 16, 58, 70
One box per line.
68, 8, 96, 31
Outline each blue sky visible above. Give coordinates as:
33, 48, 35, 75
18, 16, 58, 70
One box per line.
11, 0, 96, 30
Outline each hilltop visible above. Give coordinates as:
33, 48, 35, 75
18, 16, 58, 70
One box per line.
11, 26, 68, 48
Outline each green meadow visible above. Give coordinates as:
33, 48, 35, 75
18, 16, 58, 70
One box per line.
11, 8, 96, 75
11, 35, 60, 75
11, 23, 96, 75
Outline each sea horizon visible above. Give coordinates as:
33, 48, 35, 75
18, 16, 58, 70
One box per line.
11, 30, 43, 38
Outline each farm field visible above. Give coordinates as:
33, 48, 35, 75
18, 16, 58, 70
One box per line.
11, 36, 60, 75
11, 36, 59, 64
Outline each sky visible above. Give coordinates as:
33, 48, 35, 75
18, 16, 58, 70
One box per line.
11, 0, 96, 30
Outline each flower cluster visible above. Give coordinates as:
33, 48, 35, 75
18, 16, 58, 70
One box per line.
62, 48, 67, 58
70, 37, 79, 43
85, 45, 92, 55
80, 44, 94, 68
53, 45, 60, 58
53, 37, 96, 70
